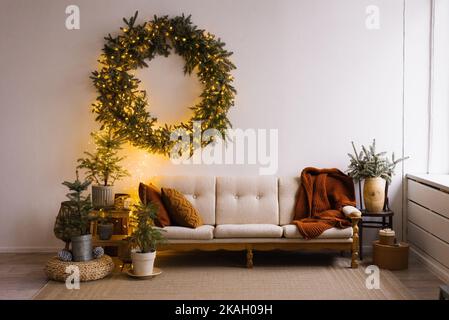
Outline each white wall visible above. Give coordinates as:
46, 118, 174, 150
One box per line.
0, 0, 428, 251
404, 0, 449, 178
403, 0, 432, 241
429, 0, 449, 173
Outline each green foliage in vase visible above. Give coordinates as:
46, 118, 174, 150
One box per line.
77, 127, 130, 186
129, 201, 165, 253
54, 171, 93, 248
347, 139, 408, 184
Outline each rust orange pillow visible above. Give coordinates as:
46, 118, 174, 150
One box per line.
161, 188, 203, 228
138, 183, 171, 227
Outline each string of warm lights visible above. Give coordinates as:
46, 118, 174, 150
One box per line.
91, 12, 236, 156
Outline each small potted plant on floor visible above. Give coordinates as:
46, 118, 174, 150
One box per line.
77, 127, 129, 209
54, 171, 94, 261
97, 209, 114, 240
129, 201, 165, 276
347, 139, 408, 212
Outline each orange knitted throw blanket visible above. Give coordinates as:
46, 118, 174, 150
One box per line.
292, 167, 356, 239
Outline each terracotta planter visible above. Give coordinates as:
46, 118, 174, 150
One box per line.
131, 250, 156, 276
92, 185, 114, 208
363, 177, 386, 212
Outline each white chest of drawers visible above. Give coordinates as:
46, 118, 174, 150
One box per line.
407, 174, 449, 279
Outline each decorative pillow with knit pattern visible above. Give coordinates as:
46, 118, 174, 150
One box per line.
161, 188, 203, 228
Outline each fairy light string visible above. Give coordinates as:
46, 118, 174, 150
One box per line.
91, 12, 236, 156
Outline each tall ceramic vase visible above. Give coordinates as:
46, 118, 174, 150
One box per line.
363, 177, 386, 212
92, 185, 114, 208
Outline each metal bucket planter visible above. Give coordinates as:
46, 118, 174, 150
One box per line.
97, 223, 114, 240
92, 185, 114, 208
71, 234, 93, 262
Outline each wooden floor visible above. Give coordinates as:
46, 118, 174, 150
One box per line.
367, 253, 445, 299
0, 251, 445, 300
0, 253, 51, 300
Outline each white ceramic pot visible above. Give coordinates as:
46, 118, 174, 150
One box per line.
363, 177, 386, 212
92, 185, 114, 208
131, 250, 156, 276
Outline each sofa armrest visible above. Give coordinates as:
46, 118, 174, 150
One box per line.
342, 205, 362, 218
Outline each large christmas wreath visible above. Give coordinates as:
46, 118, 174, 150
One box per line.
91, 12, 236, 156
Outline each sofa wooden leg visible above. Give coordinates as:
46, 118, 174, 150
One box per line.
351, 250, 359, 268
351, 218, 360, 268
246, 248, 253, 268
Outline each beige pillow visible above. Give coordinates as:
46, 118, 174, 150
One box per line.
161, 188, 203, 228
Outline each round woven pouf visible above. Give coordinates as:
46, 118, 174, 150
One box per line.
44, 255, 114, 282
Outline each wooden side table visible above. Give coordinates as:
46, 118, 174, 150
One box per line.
90, 208, 131, 257
90, 208, 131, 237
359, 210, 394, 260
92, 236, 131, 271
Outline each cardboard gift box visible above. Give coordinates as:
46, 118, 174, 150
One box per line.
373, 240, 409, 270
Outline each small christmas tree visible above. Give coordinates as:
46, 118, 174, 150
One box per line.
77, 127, 130, 186
129, 202, 166, 253
54, 171, 93, 249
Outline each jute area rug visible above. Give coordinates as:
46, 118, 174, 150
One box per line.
34, 250, 414, 300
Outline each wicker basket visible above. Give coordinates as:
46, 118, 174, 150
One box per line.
44, 255, 115, 282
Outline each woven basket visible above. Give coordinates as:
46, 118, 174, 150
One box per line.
44, 255, 115, 282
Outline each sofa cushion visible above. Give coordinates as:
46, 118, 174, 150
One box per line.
138, 183, 171, 227
214, 224, 283, 238
278, 176, 301, 225
163, 225, 214, 240
282, 224, 353, 239
161, 188, 203, 228
153, 176, 216, 225
216, 176, 279, 224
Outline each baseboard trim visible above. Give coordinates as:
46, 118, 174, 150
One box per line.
0, 247, 59, 253
410, 245, 449, 283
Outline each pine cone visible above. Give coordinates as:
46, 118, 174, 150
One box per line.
93, 246, 104, 259
57, 249, 73, 262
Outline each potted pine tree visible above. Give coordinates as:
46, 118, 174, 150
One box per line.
347, 139, 408, 212
54, 171, 94, 261
77, 127, 129, 209
129, 201, 165, 276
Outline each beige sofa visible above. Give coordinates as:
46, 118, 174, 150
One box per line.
152, 176, 361, 268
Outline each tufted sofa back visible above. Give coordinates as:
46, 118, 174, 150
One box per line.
278, 176, 301, 225
153, 176, 300, 226
215, 176, 279, 224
